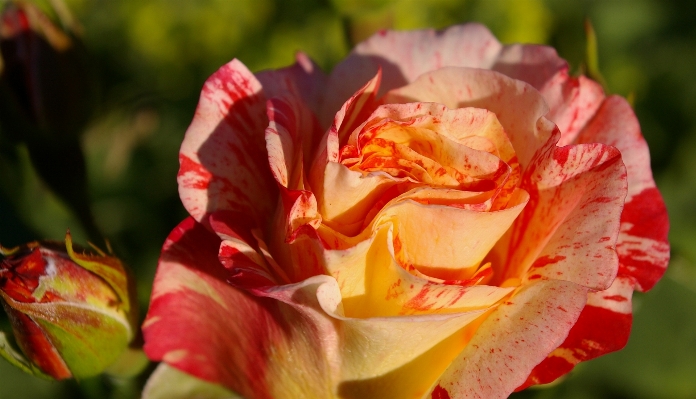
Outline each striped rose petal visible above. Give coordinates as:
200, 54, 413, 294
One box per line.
178, 60, 277, 229
522, 96, 669, 387
143, 218, 335, 399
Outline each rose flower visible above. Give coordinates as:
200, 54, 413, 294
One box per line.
142, 24, 669, 399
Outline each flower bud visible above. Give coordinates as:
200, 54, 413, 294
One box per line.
0, 232, 136, 380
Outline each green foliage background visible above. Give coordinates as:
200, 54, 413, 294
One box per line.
0, 0, 695, 398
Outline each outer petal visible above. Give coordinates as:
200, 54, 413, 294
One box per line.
318, 280, 486, 399
256, 52, 328, 119
324, 24, 503, 124
491, 43, 566, 90
538, 72, 605, 146
576, 96, 670, 291
524, 96, 670, 387
142, 218, 333, 399
490, 43, 605, 147
430, 280, 588, 399
178, 60, 277, 227
520, 276, 633, 388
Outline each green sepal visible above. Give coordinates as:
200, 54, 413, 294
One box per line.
142, 364, 243, 399
64, 232, 137, 330
2, 290, 131, 379
0, 331, 53, 380
105, 347, 150, 379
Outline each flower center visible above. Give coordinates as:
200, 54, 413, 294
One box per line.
324, 104, 526, 282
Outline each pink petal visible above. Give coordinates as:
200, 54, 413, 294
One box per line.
261, 54, 327, 193
178, 60, 277, 227
213, 211, 283, 287
324, 24, 503, 124
491, 43, 566, 91
431, 280, 588, 399
575, 96, 670, 291
264, 94, 332, 283
332, 69, 382, 145
490, 42, 606, 146
539, 73, 606, 146
256, 52, 328, 118
142, 218, 332, 399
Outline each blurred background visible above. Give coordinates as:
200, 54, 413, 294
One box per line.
0, 0, 694, 398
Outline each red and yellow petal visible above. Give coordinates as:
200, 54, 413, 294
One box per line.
431, 280, 588, 399
143, 218, 334, 399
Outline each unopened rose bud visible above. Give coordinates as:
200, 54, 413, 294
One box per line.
0, 232, 136, 380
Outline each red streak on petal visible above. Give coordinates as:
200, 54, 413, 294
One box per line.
517, 356, 573, 390
531, 255, 566, 269
621, 187, 669, 243
618, 259, 665, 292
553, 145, 570, 167
404, 284, 434, 312
431, 385, 451, 399
520, 305, 632, 388
179, 154, 212, 190
385, 279, 402, 300
393, 234, 402, 254
602, 294, 627, 302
